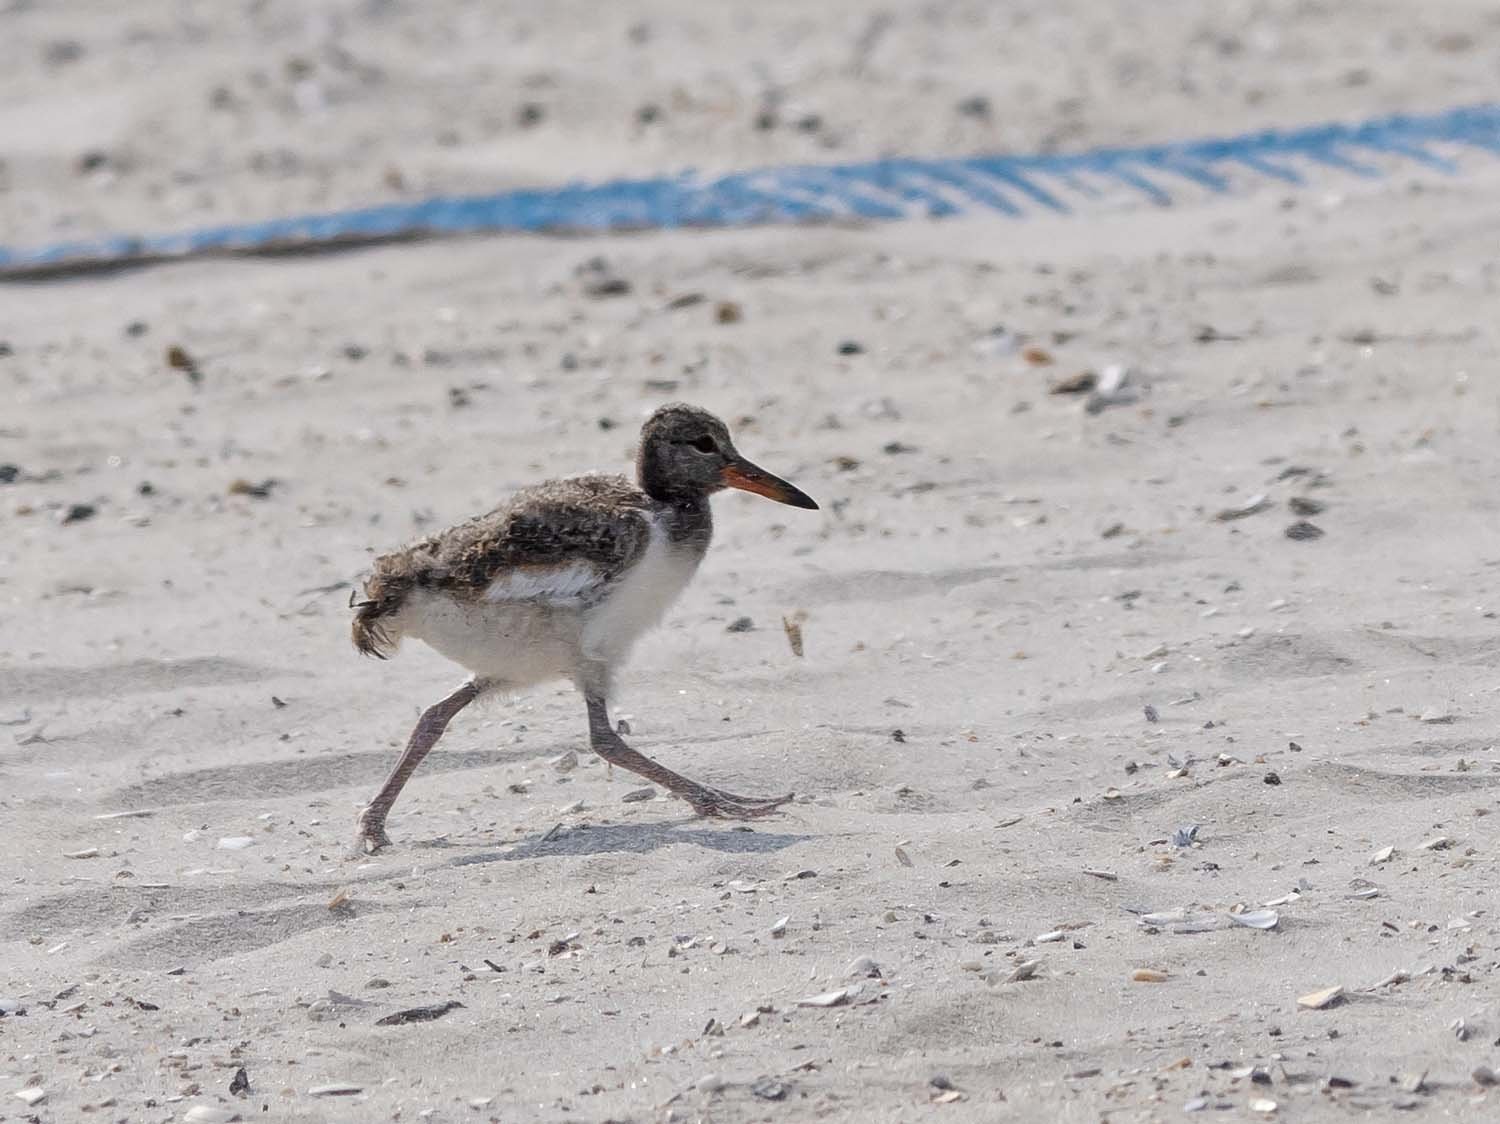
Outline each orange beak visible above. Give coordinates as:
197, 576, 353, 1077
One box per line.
721, 458, 819, 510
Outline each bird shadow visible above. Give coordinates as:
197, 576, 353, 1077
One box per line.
446, 819, 809, 867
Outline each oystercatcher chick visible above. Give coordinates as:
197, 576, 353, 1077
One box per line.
350, 403, 818, 852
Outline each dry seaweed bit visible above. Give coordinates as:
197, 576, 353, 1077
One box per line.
375, 999, 464, 1025
228, 477, 277, 498
166, 343, 203, 384
782, 613, 805, 657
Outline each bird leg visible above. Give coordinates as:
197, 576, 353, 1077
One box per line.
585, 694, 791, 819
357, 679, 483, 852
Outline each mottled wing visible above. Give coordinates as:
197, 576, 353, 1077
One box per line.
353, 475, 653, 656
406, 476, 652, 598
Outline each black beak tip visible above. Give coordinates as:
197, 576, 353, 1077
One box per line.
791, 491, 820, 511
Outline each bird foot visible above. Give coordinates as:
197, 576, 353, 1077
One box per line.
355, 807, 393, 854
683, 785, 793, 820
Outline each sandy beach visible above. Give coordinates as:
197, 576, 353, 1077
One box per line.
5, 2, 1500, 1121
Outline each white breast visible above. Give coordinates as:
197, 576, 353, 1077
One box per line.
580, 517, 702, 667
399, 589, 583, 685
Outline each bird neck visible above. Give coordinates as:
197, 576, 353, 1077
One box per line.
657, 494, 713, 551
637, 451, 707, 508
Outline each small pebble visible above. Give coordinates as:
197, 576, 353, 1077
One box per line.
61, 502, 97, 524
1132, 968, 1168, 983
955, 94, 991, 119
1051, 371, 1098, 394
750, 1077, 787, 1101
1284, 521, 1324, 541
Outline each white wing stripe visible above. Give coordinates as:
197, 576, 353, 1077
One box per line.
483, 561, 603, 604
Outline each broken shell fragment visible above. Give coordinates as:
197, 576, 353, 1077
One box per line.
798, 987, 854, 1008
1002, 959, 1042, 983
1296, 985, 1344, 1010
308, 1083, 363, 1097
1228, 910, 1280, 930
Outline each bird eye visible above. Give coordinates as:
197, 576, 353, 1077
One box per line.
691, 435, 718, 454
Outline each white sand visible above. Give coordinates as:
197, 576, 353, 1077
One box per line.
4, 2, 1500, 1121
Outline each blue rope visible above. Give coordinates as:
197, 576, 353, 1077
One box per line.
3, 102, 1497, 275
